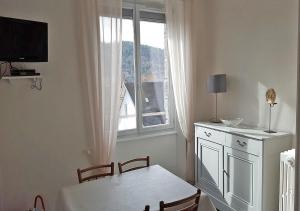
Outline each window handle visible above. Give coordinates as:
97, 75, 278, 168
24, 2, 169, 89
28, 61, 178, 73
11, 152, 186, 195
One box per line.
223, 170, 229, 176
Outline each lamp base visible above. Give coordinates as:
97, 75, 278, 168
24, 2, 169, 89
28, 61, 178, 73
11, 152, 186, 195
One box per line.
210, 119, 222, 123
264, 130, 277, 134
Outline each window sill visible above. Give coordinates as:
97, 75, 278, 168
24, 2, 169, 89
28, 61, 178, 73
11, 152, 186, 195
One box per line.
117, 130, 177, 143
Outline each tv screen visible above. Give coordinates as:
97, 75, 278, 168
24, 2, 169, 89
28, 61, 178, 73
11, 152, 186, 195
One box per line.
0, 16, 48, 62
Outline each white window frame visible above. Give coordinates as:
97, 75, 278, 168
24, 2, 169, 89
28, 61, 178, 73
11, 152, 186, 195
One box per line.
118, 2, 175, 138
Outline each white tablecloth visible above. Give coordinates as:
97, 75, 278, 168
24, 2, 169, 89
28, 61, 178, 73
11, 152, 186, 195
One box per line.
56, 165, 216, 211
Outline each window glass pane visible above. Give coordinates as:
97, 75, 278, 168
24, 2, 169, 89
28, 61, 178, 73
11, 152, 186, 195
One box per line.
140, 20, 170, 127
118, 18, 136, 131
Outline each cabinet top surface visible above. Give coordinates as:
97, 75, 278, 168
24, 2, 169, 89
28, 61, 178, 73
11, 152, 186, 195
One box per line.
194, 122, 290, 140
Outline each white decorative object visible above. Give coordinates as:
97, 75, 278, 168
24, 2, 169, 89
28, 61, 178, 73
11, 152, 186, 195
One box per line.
220, 118, 243, 127
194, 122, 292, 211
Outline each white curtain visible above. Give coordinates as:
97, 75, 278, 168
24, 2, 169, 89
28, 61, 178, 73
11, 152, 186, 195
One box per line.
165, 0, 199, 182
78, 0, 122, 165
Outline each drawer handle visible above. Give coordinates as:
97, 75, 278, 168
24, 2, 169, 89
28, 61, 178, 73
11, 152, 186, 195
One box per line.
204, 131, 212, 137
236, 140, 247, 147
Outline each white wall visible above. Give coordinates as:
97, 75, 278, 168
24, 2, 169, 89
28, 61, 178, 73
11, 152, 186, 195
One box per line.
0, 0, 180, 210
199, 0, 298, 141
116, 134, 178, 174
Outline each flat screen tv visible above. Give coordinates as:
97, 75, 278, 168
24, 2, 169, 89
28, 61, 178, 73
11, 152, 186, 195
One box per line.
0, 16, 48, 62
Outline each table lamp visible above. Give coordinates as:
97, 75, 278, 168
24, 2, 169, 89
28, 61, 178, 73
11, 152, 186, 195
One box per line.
207, 74, 227, 123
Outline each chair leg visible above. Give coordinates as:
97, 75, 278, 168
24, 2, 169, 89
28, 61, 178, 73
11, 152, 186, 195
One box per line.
111, 162, 114, 175
118, 162, 123, 174
146, 156, 150, 167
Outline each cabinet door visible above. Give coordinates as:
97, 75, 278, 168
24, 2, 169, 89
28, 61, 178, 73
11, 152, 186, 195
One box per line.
196, 139, 224, 199
224, 147, 261, 211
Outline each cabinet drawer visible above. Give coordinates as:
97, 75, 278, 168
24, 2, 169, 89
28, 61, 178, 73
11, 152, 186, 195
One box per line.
196, 126, 225, 145
225, 134, 262, 156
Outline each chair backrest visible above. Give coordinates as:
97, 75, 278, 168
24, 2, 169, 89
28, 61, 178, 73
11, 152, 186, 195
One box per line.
144, 205, 150, 211
77, 162, 114, 183
159, 189, 201, 211
118, 156, 150, 174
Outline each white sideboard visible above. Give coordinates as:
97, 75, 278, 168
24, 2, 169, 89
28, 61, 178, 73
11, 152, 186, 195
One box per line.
194, 122, 292, 211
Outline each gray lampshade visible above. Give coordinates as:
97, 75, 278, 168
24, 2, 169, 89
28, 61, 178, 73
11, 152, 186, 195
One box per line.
207, 74, 227, 93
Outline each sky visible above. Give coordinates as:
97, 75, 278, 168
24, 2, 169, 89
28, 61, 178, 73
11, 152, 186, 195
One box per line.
122, 19, 165, 49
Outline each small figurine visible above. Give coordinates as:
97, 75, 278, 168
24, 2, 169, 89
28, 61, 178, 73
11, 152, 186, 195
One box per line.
265, 88, 277, 133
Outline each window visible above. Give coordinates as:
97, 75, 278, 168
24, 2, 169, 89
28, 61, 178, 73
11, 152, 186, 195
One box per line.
118, 5, 174, 135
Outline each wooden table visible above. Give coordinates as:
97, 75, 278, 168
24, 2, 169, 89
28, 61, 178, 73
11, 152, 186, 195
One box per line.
57, 165, 216, 211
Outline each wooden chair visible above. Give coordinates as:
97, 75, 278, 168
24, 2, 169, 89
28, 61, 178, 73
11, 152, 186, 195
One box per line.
118, 156, 150, 174
144, 205, 150, 211
77, 162, 114, 183
159, 189, 201, 211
